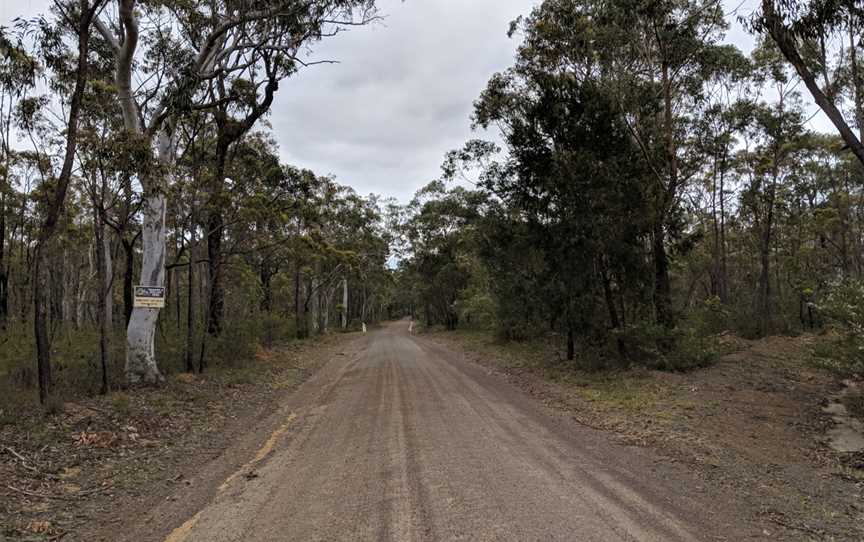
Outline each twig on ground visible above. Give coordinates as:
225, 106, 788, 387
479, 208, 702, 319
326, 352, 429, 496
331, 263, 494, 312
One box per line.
3, 445, 38, 472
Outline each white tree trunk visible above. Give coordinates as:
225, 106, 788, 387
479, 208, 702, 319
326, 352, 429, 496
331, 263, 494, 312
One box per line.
125, 129, 170, 385
104, 235, 113, 327
311, 277, 320, 333
341, 278, 348, 330
323, 285, 334, 333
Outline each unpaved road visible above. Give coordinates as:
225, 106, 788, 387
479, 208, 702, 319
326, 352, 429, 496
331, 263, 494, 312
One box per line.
142, 322, 758, 542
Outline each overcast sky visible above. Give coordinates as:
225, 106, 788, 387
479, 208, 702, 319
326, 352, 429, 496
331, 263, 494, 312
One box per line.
1, 0, 834, 202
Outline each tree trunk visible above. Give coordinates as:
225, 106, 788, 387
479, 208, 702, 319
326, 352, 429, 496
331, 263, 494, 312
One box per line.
311, 277, 320, 334
294, 262, 307, 339
34, 0, 95, 403
756, 235, 772, 337
719, 156, 729, 303
126, 189, 167, 384
654, 58, 677, 331
850, 20, 864, 144
260, 264, 273, 313
206, 209, 224, 336
653, 221, 673, 329
33, 242, 54, 404
122, 238, 134, 326
185, 223, 196, 373
0, 187, 7, 327
761, 0, 864, 168
341, 278, 348, 330
104, 235, 113, 330
94, 209, 111, 394
602, 268, 626, 358
125, 126, 169, 386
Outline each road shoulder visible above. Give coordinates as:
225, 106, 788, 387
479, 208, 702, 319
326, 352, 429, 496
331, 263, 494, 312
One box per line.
422, 329, 864, 540
1, 333, 367, 542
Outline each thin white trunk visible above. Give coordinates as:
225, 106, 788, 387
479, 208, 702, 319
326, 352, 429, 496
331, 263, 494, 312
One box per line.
125, 129, 170, 385
104, 234, 113, 328
311, 277, 320, 332
341, 278, 348, 329
323, 285, 334, 333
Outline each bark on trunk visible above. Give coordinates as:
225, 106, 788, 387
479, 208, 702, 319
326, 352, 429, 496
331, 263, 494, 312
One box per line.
756, 238, 772, 337
260, 265, 273, 313
126, 130, 170, 384
341, 278, 348, 330
34, 1, 95, 403
126, 188, 167, 384
294, 262, 307, 339
185, 223, 196, 373
122, 238, 134, 325
653, 221, 673, 329
0, 188, 7, 326
94, 210, 111, 394
761, 0, 864, 167
206, 205, 224, 336
654, 58, 676, 331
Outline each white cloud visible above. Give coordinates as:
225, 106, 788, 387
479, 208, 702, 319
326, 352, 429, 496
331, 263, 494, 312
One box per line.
0, 0, 839, 202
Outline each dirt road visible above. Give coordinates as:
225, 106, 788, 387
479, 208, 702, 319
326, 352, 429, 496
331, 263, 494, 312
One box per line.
148, 322, 757, 542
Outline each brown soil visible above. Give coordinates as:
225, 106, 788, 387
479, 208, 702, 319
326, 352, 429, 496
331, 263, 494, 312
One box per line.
427, 330, 864, 541
0, 333, 361, 541
102, 322, 762, 542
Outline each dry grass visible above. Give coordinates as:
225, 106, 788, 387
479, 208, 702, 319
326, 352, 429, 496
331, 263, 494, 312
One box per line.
430, 329, 864, 540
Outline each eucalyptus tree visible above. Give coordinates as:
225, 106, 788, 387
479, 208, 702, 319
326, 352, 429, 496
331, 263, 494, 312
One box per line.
754, 0, 864, 167
689, 48, 754, 304
471, 69, 650, 357
29, 0, 105, 403
402, 182, 486, 330
91, 0, 379, 385
499, 0, 735, 331
0, 30, 38, 326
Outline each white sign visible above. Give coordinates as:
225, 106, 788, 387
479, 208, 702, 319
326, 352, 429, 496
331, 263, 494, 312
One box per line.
134, 286, 166, 309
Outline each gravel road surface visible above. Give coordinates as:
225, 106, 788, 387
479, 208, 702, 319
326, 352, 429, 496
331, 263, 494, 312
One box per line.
160, 322, 755, 542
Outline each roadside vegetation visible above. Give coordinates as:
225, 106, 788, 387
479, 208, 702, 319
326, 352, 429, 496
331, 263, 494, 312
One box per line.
0, 0, 396, 417
3, 0, 864, 538
395, 0, 864, 383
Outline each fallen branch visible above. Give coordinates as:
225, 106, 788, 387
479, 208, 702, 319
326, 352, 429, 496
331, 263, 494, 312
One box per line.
3, 446, 38, 472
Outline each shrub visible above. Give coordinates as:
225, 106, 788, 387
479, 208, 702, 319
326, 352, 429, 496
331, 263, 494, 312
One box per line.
813, 279, 864, 377
622, 321, 719, 372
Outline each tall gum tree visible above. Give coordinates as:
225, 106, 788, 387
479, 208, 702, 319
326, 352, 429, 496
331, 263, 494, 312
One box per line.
92, 0, 378, 385
755, 1, 864, 167
32, 0, 104, 402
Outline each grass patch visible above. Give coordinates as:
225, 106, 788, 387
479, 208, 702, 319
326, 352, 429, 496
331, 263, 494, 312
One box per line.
578, 379, 664, 412
110, 392, 132, 417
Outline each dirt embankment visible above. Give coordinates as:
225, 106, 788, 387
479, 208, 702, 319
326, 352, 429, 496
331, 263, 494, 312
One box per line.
0, 333, 362, 541
427, 331, 864, 540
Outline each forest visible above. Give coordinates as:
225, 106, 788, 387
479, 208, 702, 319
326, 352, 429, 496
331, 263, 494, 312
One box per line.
0, 0, 395, 408
397, 0, 864, 374
1, 0, 864, 408
6, 1, 864, 540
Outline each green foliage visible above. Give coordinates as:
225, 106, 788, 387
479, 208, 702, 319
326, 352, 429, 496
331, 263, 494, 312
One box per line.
812, 280, 864, 377
623, 323, 720, 372
688, 296, 732, 337
111, 392, 132, 417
